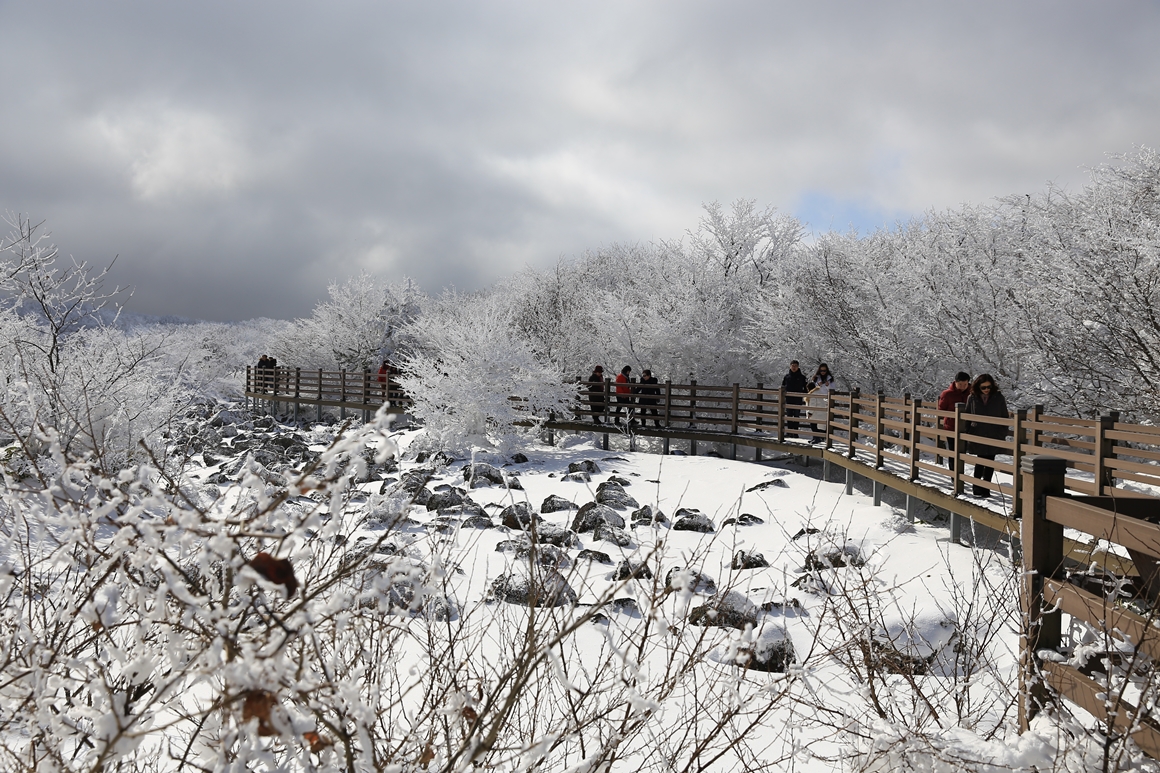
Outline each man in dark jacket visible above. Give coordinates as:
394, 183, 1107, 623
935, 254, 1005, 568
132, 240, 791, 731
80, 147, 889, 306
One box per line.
638, 369, 662, 427
937, 371, 972, 469
782, 360, 808, 437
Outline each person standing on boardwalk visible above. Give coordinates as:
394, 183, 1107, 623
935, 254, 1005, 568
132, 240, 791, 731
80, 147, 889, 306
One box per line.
782, 360, 808, 437
638, 369, 661, 427
937, 371, 972, 469
587, 366, 606, 424
963, 373, 1010, 498
807, 363, 835, 442
614, 365, 635, 425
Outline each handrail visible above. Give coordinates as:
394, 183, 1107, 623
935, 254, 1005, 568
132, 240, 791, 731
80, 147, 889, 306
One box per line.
1020, 456, 1160, 757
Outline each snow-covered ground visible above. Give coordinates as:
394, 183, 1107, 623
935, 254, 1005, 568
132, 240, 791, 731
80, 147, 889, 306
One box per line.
3, 407, 1149, 772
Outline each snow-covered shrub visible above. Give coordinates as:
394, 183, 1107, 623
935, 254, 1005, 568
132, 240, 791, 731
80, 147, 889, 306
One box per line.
398, 290, 575, 454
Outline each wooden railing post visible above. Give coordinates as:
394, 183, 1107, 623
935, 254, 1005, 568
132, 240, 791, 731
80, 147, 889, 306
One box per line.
1020, 455, 1067, 731
777, 386, 786, 443
755, 383, 764, 461
1028, 405, 1043, 450
846, 389, 859, 459
1012, 408, 1026, 517
663, 380, 672, 428
245, 365, 252, 409
689, 380, 698, 429
908, 398, 921, 481
1096, 411, 1119, 495
952, 403, 965, 495
362, 368, 370, 405
730, 383, 740, 459
824, 392, 835, 450
874, 391, 885, 468
294, 367, 302, 422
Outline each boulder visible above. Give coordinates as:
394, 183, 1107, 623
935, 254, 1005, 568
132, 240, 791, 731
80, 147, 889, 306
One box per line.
746, 479, 789, 493
571, 503, 626, 533
511, 452, 529, 464
723, 513, 765, 527
437, 502, 487, 518
605, 475, 631, 487
595, 481, 639, 510
593, 524, 632, 547
463, 462, 505, 486
611, 597, 641, 615
673, 512, 716, 533
541, 494, 579, 514
500, 502, 539, 530
490, 569, 577, 607
732, 550, 770, 570
577, 549, 613, 565
461, 514, 495, 530
529, 522, 581, 548
426, 489, 466, 511
613, 561, 653, 581
561, 471, 591, 483
568, 460, 601, 475
665, 567, 717, 595
803, 545, 865, 570
495, 538, 568, 567
689, 590, 759, 630
630, 505, 668, 527
740, 629, 795, 672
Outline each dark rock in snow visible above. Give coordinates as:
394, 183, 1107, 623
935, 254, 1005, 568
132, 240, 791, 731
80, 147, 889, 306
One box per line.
804, 545, 865, 570
438, 502, 486, 518
630, 505, 668, 527
746, 479, 789, 493
791, 527, 822, 541
611, 597, 641, 615
500, 502, 539, 530
689, 590, 759, 630
562, 471, 591, 483
541, 494, 579, 514
665, 567, 717, 595
511, 452, 529, 464
490, 570, 577, 607
571, 503, 626, 533
463, 462, 505, 486
613, 561, 653, 581
732, 550, 770, 570
673, 513, 715, 533
528, 522, 581, 548
577, 549, 613, 565
426, 489, 466, 511
593, 523, 632, 547
461, 514, 495, 530
505, 476, 524, 491
595, 481, 639, 510
568, 460, 601, 475
605, 475, 631, 487
740, 632, 795, 672
722, 513, 765, 527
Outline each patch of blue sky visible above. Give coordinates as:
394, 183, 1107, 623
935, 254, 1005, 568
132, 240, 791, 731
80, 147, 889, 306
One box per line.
793, 190, 914, 237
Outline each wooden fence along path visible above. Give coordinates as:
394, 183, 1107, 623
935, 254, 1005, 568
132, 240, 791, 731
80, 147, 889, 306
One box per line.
247, 366, 1160, 750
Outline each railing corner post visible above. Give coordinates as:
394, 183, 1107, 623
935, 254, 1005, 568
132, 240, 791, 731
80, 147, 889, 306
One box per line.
1019, 455, 1067, 732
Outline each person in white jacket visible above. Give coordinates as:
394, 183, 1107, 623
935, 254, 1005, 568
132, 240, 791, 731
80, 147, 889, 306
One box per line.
807, 363, 835, 443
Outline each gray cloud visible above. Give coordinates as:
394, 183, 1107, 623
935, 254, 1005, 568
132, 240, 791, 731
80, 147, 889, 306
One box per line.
1, 1, 1158, 320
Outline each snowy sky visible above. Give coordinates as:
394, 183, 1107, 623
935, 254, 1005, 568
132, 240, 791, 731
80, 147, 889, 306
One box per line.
2, 1, 1158, 321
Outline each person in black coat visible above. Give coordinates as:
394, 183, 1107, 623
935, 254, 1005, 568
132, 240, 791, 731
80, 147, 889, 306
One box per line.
638, 369, 662, 427
781, 360, 808, 437
963, 373, 1011, 498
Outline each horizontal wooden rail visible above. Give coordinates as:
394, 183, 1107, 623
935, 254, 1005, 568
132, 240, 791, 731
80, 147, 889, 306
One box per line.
1021, 456, 1160, 757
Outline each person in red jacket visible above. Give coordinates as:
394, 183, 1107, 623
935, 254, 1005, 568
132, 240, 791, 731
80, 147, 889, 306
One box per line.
614, 365, 635, 425
937, 371, 972, 469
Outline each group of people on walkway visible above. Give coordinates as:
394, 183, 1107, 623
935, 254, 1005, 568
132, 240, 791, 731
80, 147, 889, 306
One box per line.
584, 359, 1012, 501
586, 365, 662, 426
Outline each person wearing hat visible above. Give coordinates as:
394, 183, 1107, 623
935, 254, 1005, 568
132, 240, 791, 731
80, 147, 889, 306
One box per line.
587, 365, 607, 423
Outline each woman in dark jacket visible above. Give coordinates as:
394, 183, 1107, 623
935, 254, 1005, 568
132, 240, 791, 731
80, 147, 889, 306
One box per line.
587, 366, 606, 424
963, 373, 1010, 498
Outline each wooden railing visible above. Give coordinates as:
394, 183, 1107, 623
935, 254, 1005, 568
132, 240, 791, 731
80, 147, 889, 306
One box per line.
1021, 456, 1160, 755
569, 382, 1150, 518
245, 366, 412, 419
